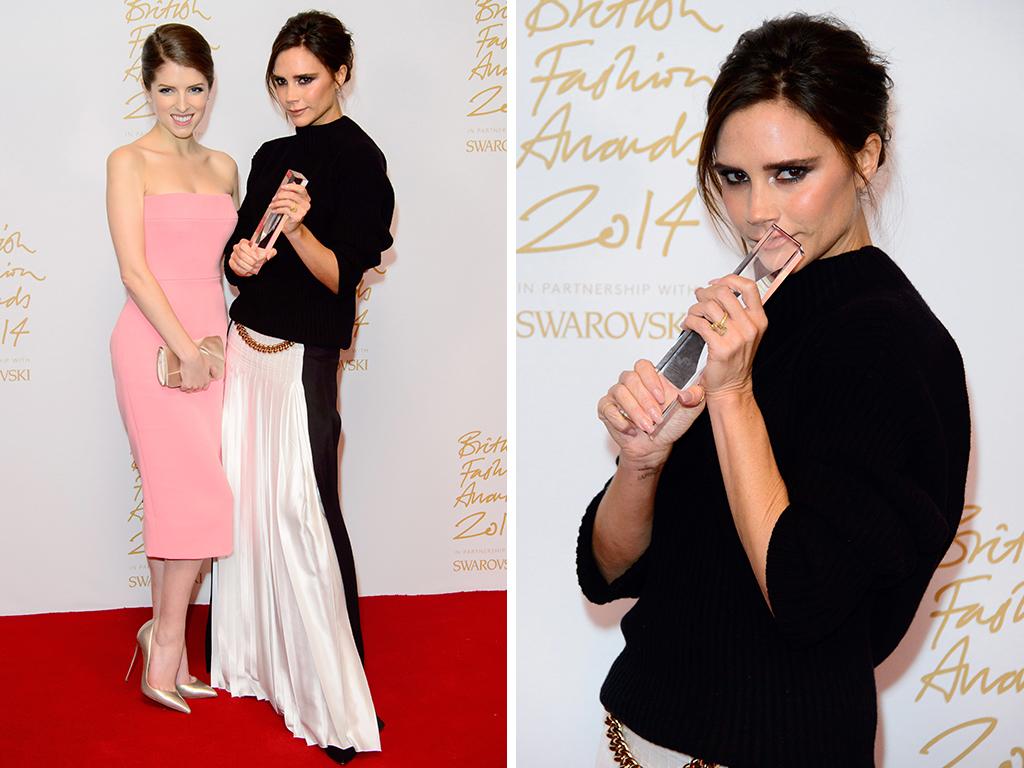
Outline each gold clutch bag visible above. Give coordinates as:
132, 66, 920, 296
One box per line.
156, 336, 225, 388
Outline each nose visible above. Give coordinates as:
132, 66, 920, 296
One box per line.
746, 178, 779, 230
176, 92, 188, 111
284, 83, 299, 104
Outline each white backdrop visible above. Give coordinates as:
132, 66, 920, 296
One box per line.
516, 1, 1024, 765
0, 0, 506, 614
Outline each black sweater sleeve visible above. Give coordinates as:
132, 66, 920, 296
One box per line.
576, 475, 651, 604
327, 144, 395, 292
765, 307, 966, 647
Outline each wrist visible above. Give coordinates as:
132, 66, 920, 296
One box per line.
617, 454, 669, 480
706, 383, 755, 411
178, 344, 202, 364
284, 222, 307, 245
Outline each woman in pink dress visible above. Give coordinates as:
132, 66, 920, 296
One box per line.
108, 23, 238, 714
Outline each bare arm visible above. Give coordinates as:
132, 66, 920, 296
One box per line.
229, 158, 240, 208
593, 360, 708, 583
686, 275, 790, 607
272, 181, 339, 293
106, 147, 208, 388
707, 390, 788, 607
593, 458, 663, 583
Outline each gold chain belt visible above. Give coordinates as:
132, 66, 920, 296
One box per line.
235, 324, 295, 354
605, 714, 719, 768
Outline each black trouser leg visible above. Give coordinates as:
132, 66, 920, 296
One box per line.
301, 344, 365, 662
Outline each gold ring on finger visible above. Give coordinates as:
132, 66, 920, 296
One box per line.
709, 313, 728, 336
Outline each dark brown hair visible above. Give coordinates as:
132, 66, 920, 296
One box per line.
265, 11, 354, 98
141, 24, 214, 90
697, 14, 892, 234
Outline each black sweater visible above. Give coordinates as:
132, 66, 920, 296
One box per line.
225, 116, 395, 348
577, 247, 970, 767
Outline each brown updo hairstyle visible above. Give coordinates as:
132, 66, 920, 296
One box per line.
696, 14, 892, 236
265, 10, 354, 98
140, 24, 215, 90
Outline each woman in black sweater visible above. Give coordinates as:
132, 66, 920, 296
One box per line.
210, 11, 393, 765
581, 15, 970, 768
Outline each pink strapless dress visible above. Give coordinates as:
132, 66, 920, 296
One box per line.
110, 193, 237, 559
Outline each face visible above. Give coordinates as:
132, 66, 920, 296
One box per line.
713, 99, 881, 266
271, 46, 346, 127
147, 62, 210, 139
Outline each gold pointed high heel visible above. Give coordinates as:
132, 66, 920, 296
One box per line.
176, 678, 218, 699
125, 618, 191, 714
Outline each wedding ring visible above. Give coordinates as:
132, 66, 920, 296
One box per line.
709, 313, 728, 336
290, 205, 298, 215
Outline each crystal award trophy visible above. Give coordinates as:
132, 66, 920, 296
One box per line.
251, 169, 309, 251
655, 224, 803, 416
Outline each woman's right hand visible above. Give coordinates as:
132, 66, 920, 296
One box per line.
597, 359, 707, 468
179, 347, 212, 393
228, 238, 276, 277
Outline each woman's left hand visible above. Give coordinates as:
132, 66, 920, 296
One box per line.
269, 182, 311, 236
683, 274, 768, 402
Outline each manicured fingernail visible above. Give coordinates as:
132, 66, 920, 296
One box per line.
680, 391, 694, 405
709, 278, 721, 284
654, 387, 665, 403
648, 407, 661, 423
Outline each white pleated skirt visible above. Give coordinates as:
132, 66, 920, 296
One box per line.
211, 325, 379, 752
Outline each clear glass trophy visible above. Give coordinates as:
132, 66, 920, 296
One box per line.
251, 169, 309, 251
655, 224, 803, 417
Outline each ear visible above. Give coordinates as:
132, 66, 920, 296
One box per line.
855, 133, 883, 188
335, 65, 349, 89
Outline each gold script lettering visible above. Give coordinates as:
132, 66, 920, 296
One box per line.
919, 717, 998, 768
522, 0, 722, 37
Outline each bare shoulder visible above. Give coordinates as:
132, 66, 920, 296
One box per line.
204, 147, 238, 183
106, 144, 148, 196
107, 143, 145, 175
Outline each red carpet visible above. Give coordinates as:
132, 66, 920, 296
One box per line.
0, 591, 505, 767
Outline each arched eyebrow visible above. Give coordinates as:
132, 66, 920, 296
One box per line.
270, 72, 319, 80
713, 156, 820, 173
155, 82, 206, 89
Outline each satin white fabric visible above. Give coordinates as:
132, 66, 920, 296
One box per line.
596, 715, 713, 768
212, 325, 379, 752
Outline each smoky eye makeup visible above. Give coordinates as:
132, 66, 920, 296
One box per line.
272, 74, 318, 86
713, 164, 814, 186
714, 166, 748, 185
774, 166, 812, 182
